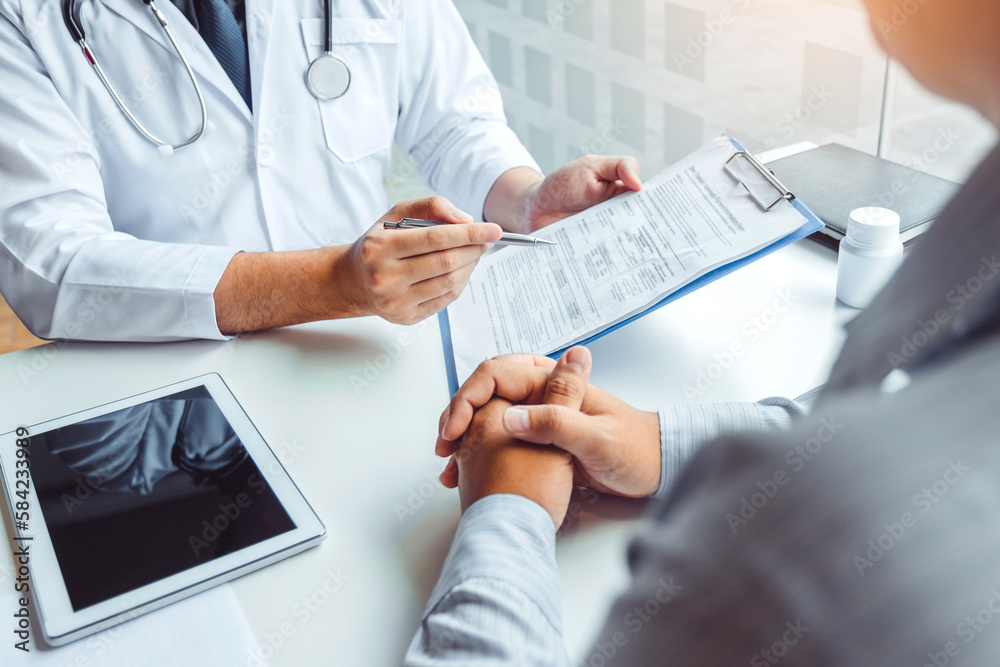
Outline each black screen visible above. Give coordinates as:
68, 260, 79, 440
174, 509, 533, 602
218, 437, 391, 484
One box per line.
29, 386, 296, 611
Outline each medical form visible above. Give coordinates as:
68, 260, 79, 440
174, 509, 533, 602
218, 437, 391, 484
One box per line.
445, 136, 811, 384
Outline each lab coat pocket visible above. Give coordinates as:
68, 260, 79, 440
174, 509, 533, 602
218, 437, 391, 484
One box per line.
300, 18, 401, 163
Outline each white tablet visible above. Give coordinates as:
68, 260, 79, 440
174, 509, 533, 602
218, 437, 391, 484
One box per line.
0, 373, 326, 646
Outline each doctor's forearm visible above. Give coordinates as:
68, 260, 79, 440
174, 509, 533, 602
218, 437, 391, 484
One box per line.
213, 247, 363, 335
483, 167, 545, 234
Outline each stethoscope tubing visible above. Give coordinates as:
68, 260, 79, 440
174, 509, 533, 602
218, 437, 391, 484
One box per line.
62, 0, 351, 152
62, 0, 209, 153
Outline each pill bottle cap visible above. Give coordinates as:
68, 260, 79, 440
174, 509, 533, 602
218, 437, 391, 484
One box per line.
846, 207, 901, 248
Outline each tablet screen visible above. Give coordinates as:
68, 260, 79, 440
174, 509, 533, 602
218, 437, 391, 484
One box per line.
28, 385, 296, 611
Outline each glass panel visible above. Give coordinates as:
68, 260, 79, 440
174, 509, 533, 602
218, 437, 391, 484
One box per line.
386, 0, 996, 203
881, 65, 996, 183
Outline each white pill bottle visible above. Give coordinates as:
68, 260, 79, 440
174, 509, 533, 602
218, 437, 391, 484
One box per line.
836, 207, 904, 309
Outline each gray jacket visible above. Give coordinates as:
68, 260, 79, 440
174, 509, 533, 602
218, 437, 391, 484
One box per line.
601, 143, 1000, 665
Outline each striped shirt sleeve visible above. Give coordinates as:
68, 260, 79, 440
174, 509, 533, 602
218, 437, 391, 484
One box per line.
654, 391, 818, 499
405, 494, 571, 666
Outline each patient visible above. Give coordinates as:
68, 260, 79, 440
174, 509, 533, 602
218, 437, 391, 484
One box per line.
406, 0, 1000, 663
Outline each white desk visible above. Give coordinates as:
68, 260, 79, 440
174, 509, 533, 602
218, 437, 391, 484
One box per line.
0, 239, 855, 665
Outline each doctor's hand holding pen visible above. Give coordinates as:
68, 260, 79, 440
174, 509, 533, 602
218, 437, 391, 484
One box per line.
213, 196, 499, 332
211, 155, 640, 335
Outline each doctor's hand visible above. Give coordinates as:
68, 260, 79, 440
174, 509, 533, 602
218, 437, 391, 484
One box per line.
484, 156, 642, 233
339, 197, 502, 325
449, 392, 576, 529
437, 347, 662, 498
213, 196, 496, 334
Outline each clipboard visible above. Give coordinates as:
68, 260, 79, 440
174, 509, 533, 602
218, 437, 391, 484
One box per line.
438, 137, 825, 395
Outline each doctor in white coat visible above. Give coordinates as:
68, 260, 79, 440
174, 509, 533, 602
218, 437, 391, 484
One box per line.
0, 0, 641, 342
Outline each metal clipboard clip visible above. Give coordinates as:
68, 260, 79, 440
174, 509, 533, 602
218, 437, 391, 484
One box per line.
724, 150, 796, 212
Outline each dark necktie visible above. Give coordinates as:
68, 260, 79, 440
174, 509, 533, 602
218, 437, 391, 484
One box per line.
195, 0, 252, 110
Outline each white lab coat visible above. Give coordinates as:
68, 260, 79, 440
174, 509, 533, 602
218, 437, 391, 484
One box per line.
0, 0, 538, 341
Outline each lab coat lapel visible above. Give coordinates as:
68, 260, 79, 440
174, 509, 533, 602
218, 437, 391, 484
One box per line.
94, 0, 253, 123
244, 0, 276, 122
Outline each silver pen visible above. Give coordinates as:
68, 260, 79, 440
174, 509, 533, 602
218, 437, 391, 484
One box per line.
383, 218, 557, 246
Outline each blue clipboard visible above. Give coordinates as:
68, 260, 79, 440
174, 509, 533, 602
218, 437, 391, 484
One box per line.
438, 138, 825, 395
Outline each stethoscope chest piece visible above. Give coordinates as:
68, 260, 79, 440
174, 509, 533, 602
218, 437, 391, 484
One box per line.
306, 52, 351, 100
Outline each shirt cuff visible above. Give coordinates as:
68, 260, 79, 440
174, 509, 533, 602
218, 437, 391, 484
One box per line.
425, 494, 562, 634
654, 401, 801, 499
182, 246, 241, 340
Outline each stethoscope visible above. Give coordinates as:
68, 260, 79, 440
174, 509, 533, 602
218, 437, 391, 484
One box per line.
62, 0, 351, 157
305, 4, 352, 101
